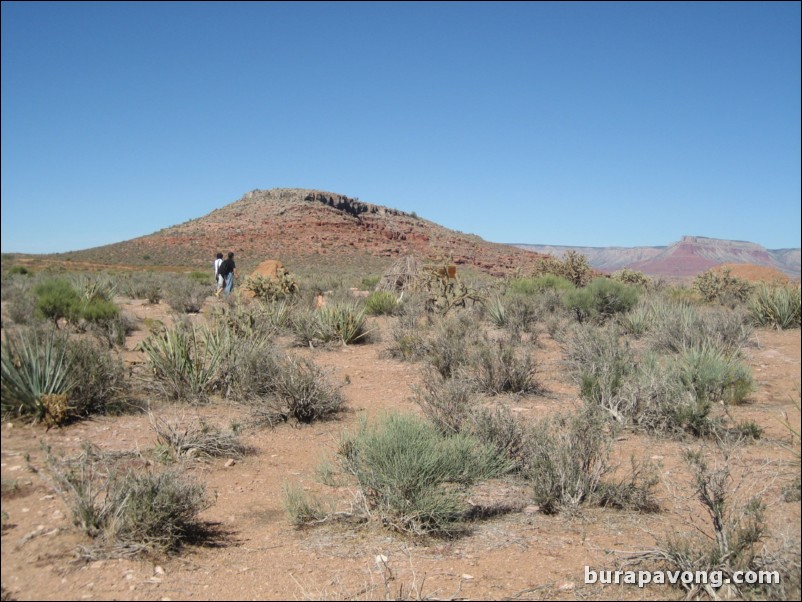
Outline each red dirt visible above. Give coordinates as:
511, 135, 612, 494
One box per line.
1, 295, 800, 601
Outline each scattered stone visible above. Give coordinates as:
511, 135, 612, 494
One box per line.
154, 566, 165, 575
558, 581, 575, 591
224, 458, 236, 467
523, 505, 540, 515
90, 561, 105, 570
374, 554, 388, 565
651, 455, 664, 460
461, 574, 474, 580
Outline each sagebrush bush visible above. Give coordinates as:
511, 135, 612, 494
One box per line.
150, 413, 247, 461
46, 444, 212, 556
469, 340, 540, 395
425, 314, 481, 379
249, 354, 344, 424
339, 413, 511, 536
66, 338, 128, 418
648, 300, 751, 356
562, 323, 634, 422
673, 344, 754, 405
564, 278, 640, 323
527, 408, 612, 514
162, 276, 210, 313
413, 370, 476, 435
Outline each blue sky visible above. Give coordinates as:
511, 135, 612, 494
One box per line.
2, 1, 800, 254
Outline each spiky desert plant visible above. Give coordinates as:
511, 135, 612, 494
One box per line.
364, 290, 400, 316
749, 283, 801, 330
1, 327, 75, 424
316, 302, 371, 345
139, 322, 228, 402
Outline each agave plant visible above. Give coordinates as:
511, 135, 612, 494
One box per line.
1, 328, 75, 423
139, 323, 229, 402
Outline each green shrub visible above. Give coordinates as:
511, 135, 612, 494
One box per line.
361, 275, 381, 290
340, 413, 511, 536
673, 345, 754, 405
292, 302, 370, 346
364, 290, 400, 316
749, 283, 801, 330
33, 279, 82, 324
508, 275, 574, 295
564, 278, 639, 323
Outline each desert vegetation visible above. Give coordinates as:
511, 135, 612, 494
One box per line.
1, 259, 799, 600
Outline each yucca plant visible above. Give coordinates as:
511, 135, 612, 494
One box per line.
316, 302, 370, 345
482, 295, 507, 327
364, 290, 400, 316
1, 328, 75, 424
749, 283, 801, 330
140, 323, 228, 402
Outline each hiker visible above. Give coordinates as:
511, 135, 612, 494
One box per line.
213, 252, 224, 297
218, 252, 238, 296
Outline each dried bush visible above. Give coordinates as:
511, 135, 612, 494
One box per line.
564, 278, 640, 323
46, 444, 212, 557
468, 340, 541, 396
150, 413, 247, 461
249, 354, 344, 425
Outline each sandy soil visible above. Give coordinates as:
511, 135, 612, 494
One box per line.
2, 295, 800, 601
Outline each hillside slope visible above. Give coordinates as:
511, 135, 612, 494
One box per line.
53, 188, 545, 277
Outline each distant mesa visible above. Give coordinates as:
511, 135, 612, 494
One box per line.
514, 235, 800, 279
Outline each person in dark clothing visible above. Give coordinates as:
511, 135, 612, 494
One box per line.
218, 252, 238, 296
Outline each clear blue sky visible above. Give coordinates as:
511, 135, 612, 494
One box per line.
2, 1, 800, 254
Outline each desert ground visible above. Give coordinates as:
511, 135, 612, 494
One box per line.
1, 286, 800, 602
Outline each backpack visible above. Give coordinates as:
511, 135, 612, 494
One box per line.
218, 259, 232, 278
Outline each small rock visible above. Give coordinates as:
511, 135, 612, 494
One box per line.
52, 510, 64, 520
558, 581, 575, 591
651, 455, 664, 460
90, 561, 105, 570
374, 554, 388, 565
154, 566, 165, 575
523, 505, 540, 515
461, 574, 474, 580
224, 458, 236, 467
